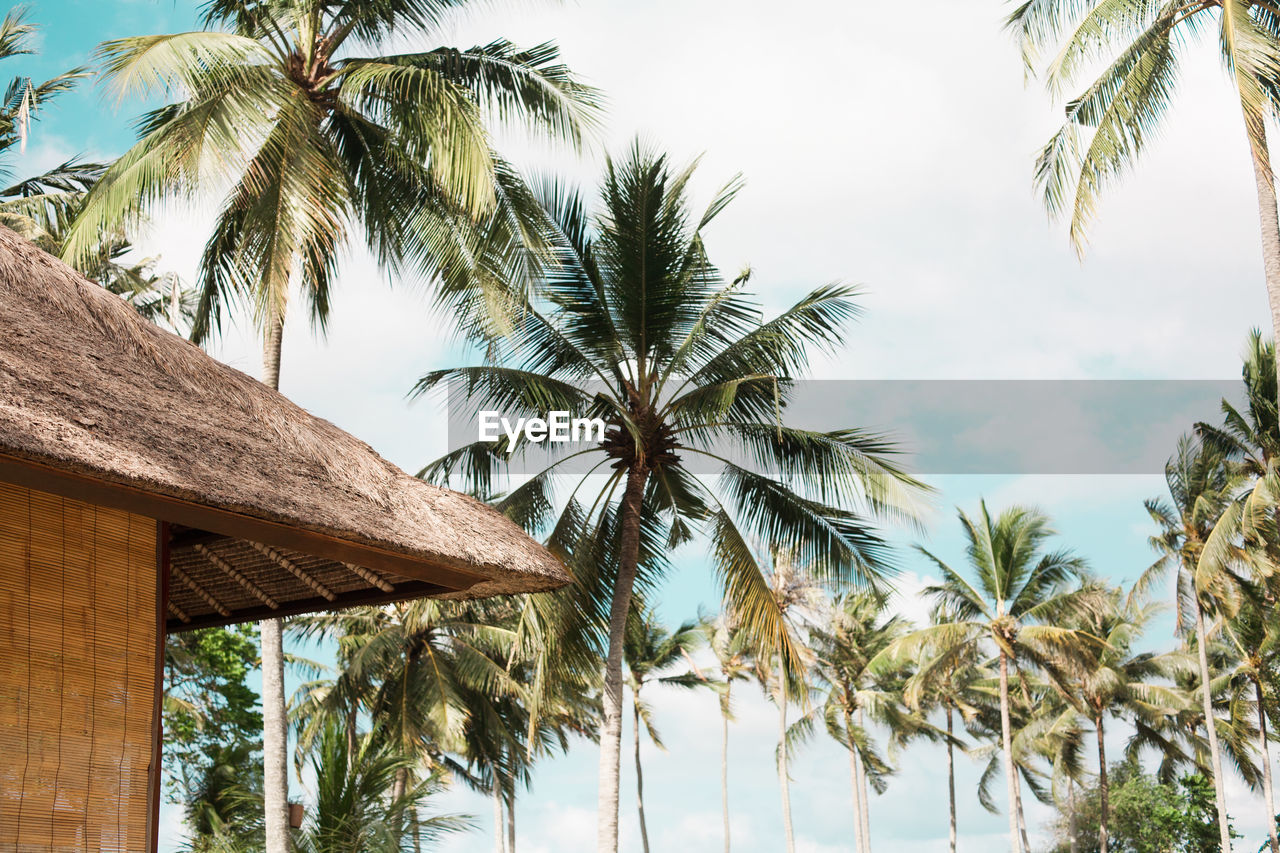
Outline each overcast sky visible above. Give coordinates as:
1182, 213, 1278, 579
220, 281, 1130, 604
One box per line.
18, 0, 1280, 850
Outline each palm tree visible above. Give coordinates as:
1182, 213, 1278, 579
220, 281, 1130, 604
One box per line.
291, 597, 525, 847
419, 143, 928, 853
799, 591, 917, 853
68, 4, 600, 847
1141, 435, 1250, 851
0, 160, 197, 330
1222, 593, 1280, 853
751, 554, 823, 853
297, 718, 467, 853
1023, 693, 1088, 853
969, 672, 1057, 853
883, 502, 1102, 853
623, 608, 707, 853
0, 7, 86, 160
705, 610, 754, 853
0, 10, 190, 324
1008, 0, 1280, 370
890, 607, 990, 853
1072, 588, 1187, 853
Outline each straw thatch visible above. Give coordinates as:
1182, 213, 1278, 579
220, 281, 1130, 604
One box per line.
0, 225, 568, 629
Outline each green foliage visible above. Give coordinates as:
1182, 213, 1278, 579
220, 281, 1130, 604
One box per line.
165, 625, 263, 803
295, 719, 468, 853
422, 142, 929, 684
1046, 761, 1235, 853
61, 0, 601, 344
182, 742, 264, 853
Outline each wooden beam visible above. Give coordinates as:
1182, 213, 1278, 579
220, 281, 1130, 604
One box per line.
171, 565, 232, 617
166, 579, 451, 632
0, 453, 488, 591
194, 543, 279, 609
250, 541, 336, 601
343, 562, 394, 592
167, 600, 192, 624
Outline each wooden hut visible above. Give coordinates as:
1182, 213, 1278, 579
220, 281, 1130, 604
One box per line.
0, 227, 569, 851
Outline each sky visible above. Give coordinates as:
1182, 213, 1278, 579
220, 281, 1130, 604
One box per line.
12, 0, 1280, 850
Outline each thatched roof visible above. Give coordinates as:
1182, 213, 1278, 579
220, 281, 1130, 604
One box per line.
0, 226, 568, 630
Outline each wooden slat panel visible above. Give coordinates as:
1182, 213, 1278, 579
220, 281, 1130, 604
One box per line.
0, 482, 158, 852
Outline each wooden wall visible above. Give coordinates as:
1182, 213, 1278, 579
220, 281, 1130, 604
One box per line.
0, 481, 160, 852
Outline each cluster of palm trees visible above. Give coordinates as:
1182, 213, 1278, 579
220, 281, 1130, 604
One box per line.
12, 0, 1280, 850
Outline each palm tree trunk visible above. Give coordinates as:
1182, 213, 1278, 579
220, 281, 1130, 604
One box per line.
947, 706, 957, 853
634, 698, 651, 853
1067, 778, 1079, 853
261, 616, 289, 853
777, 678, 797, 853
494, 785, 506, 853
345, 705, 357, 770
1014, 775, 1032, 853
391, 766, 408, 843
1096, 714, 1109, 853
412, 806, 423, 853
1242, 105, 1280, 383
1257, 679, 1279, 853
261, 314, 289, 853
998, 650, 1022, 853
596, 463, 648, 853
721, 688, 731, 853
506, 788, 517, 853
845, 709, 865, 853
857, 706, 873, 853
1194, 600, 1233, 852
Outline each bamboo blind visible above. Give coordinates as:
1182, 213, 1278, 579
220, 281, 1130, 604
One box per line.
0, 482, 159, 852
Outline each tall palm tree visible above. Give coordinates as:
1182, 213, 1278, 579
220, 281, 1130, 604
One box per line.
882, 502, 1102, 853
623, 608, 706, 853
889, 607, 990, 853
1008, 0, 1280, 370
68, 4, 600, 848
1072, 588, 1187, 853
420, 143, 928, 853
1023, 693, 1088, 853
752, 554, 822, 853
1222, 592, 1280, 853
291, 597, 525, 848
799, 591, 917, 853
705, 610, 754, 853
1140, 435, 1249, 851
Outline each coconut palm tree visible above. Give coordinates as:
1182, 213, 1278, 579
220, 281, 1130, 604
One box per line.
0, 11, 192, 325
705, 610, 754, 853
744, 551, 823, 853
1221, 592, 1280, 853
291, 597, 526, 848
0, 161, 198, 330
67, 4, 599, 847
623, 608, 707, 853
881, 502, 1102, 853
419, 143, 928, 853
889, 608, 990, 853
969, 673, 1059, 853
1071, 588, 1188, 853
297, 718, 467, 853
1140, 435, 1251, 851
0, 7, 87, 162
1008, 0, 1280, 368
797, 590, 918, 853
